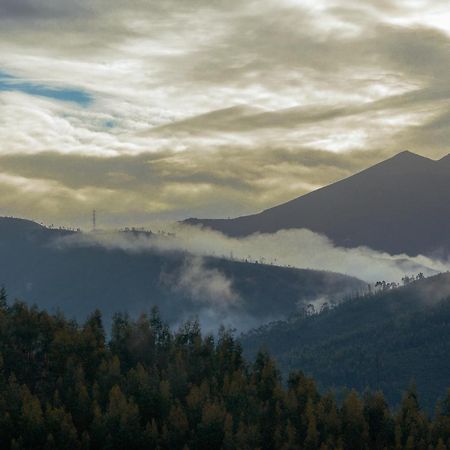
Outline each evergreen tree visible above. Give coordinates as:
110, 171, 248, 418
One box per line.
0, 299, 449, 449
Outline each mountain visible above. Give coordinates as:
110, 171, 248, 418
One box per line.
241, 272, 450, 409
185, 151, 450, 257
0, 217, 364, 330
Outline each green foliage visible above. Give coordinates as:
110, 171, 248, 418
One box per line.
1, 298, 450, 449
242, 273, 450, 410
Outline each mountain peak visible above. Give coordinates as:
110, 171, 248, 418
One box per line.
186, 148, 450, 256
371, 150, 434, 172
391, 150, 430, 161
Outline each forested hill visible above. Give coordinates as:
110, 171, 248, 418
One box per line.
241, 272, 450, 410
0, 217, 363, 330
1, 296, 450, 450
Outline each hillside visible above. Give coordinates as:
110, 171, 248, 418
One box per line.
0, 217, 363, 330
2, 299, 450, 450
186, 151, 450, 257
241, 272, 450, 409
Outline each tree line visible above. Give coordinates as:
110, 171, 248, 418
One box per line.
0, 288, 450, 449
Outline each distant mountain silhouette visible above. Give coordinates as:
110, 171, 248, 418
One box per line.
0, 217, 363, 330
185, 151, 450, 257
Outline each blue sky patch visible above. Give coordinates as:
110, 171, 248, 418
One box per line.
102, 119, 116, 129
0, 70, 92, 106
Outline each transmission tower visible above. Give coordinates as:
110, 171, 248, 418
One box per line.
92, 209, 96, 231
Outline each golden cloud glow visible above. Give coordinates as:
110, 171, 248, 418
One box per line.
1, 0, 450, 227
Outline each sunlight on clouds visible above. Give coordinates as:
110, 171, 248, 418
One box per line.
384, 1, 450, 36
375, 110, 437, 128
306, 129, 369, 153
0, 0, 450, 225
280, 0, 364, 37
0, 173, 55, 194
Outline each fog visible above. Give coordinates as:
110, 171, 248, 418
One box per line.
58, 224, 450, 284
160, 256, 257, 333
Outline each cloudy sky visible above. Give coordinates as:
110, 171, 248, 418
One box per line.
1, 0, 450, 228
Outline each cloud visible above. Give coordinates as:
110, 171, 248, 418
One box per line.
160, 227, 450, 284
0, 146, 393, 228
1, 0, 450, 224
169, 256, 240, 306
0, 0, 48, 19
58, 225, 450, 284
159, 255, 244, 331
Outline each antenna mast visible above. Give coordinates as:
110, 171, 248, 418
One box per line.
92, 209, 96, 231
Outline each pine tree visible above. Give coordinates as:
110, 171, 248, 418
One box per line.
341, 390, 369, 450
282, 419, 298, 450
364, 391, 394, 449
304, 399, 319, 450
167, 401, 189, 449
397, 385, 428, 450
0, 286, 7, 310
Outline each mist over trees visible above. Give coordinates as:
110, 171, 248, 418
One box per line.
0, 217, 364, 333
1, 294, 450, 450
242, 272, 450, 411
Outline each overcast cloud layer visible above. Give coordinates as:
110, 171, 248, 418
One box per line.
1, 0, 450, 227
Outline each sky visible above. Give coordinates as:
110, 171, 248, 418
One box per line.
1, 0, 450, 229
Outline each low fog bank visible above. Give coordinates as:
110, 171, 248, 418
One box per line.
46, 224, 450, 333
57, 224, 450, 284
160, 256, 260, 334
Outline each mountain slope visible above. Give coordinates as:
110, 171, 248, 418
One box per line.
0, 217, 364, 330
186, 151, 450, 257
241, 272, 450, 409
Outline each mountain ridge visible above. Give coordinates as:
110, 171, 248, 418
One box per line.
0, 216, 364, 330
185, 151, 450, 257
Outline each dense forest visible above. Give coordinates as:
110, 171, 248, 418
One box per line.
1, 289, 450, 449
242, 273, 450, 411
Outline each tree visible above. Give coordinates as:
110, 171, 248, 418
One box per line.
396, 385, 428, 450
304, 399, 319, 450
0, 286, 7, 310
341, 390, 369, 450
364, 391, 394, 450
2, 300, 450, 449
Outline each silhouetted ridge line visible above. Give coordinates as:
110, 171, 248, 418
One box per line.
184, 151, 450, 257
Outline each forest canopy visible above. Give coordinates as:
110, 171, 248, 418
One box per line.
0, 289, 450, 450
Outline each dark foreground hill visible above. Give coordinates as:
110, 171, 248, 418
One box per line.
0, 217, 363, 330
2, 299, 450, 450
186, 151, 450, 257
241, 272, 450, 409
